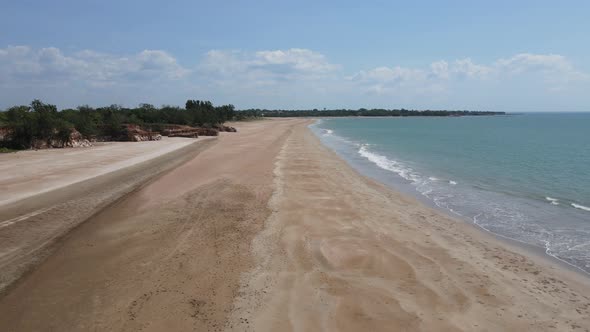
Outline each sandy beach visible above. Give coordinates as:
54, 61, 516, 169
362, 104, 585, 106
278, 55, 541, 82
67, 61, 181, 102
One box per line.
0, 137, 202, 207
0, 137, 217, 297
0, 118, 589, 331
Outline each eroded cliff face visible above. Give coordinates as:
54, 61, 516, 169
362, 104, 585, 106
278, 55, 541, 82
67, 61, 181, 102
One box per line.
0, 127, 11, 141
123, 124, 162, 142
160, 125, 201, 138
121, 124, 237, 140
0, 123, 237, 150
1, 127, 92, 149
215, 124, 237, 133
157, 124, 237, 138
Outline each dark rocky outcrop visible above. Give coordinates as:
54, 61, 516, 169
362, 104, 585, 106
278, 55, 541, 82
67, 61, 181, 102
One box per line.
160, 125, 200, 138
158, 124, 222, 137
195, 128, 219, 136
214, 125, 237, 133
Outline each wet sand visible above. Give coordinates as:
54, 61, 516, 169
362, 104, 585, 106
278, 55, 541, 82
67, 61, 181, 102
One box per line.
0, 119, 589, 331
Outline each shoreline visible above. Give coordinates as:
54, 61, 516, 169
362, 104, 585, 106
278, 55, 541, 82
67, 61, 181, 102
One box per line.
309, 118, 590, 280
231, 120, 590, 331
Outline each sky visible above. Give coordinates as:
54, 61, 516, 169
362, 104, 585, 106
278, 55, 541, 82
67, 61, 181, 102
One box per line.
1, 0, 589, 111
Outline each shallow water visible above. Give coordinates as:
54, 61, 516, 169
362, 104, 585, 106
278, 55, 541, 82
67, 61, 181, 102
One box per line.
311, 114, 590, 274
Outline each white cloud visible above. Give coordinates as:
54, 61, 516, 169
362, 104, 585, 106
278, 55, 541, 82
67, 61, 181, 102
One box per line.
452, 58, 493, 78
254, 48, 338, 73
348, 53, 587, 96
135, 50, 189, 79
496, 53, 571, 74
0, 46, 189, 87
494, 53, 587, 84
0, 45, 588, 110
348, 66, 432, 96
430, 60, 450, 79
0, 46, 42, 77
351, 66, 426, 84
199, 48, 339, 85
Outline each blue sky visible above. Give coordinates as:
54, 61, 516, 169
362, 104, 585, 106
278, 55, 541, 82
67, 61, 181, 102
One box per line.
1, 0, 589, 111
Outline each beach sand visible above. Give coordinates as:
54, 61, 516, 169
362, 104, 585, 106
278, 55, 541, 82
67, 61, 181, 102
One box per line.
0, 137, 202, 207
0, 119, 589, 331
0, 137, 216, 296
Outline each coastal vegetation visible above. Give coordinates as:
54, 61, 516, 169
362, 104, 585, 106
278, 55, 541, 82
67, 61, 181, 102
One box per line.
0, 100, 504, 150
0, 99, 239, 149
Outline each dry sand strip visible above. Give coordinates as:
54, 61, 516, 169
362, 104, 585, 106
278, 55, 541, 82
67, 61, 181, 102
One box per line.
227, 122, 590, 331
0, 138, 200, 207
0, 119, 589, 332
0, 137, 216, 296
0, 119, 304, 332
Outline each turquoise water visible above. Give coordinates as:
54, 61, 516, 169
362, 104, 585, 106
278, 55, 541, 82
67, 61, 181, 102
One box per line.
311, 114, 590, 274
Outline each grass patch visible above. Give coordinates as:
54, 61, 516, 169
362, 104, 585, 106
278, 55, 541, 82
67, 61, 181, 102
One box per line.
0, 147, 18, 153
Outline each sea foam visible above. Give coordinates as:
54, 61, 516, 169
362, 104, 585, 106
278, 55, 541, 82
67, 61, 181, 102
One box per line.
572, 203, 590, 212
358, 145, 416, 182
314, 115, 590, 275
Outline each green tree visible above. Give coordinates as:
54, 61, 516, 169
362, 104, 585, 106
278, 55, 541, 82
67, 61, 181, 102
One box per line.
99, 105, 123, 138
31, 99, 59, 139
4, 105, 36, 148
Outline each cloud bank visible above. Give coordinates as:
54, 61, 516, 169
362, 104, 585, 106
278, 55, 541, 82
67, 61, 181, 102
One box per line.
0, 45, 588, 110
0, 46, 188, 88
350, 54, 587, 95
199, 48, 338, 87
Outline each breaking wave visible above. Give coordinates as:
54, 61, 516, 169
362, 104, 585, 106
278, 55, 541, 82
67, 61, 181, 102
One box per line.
572, 203, 590, 212
311, 119, 590, 275
358, 144, 419, 182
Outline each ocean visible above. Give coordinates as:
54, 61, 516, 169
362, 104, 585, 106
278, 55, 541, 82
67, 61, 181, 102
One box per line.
310, 114, 590, 274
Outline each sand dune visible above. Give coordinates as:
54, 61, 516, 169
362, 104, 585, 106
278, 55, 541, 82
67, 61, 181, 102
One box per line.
0, 119, 589, 331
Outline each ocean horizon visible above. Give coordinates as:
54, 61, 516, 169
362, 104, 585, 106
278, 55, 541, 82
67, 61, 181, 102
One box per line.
311, 113, 590, 275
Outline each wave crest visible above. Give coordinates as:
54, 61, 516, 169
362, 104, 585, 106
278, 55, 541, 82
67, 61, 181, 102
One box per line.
572, 203, 590, 212
358, 145, 417, 182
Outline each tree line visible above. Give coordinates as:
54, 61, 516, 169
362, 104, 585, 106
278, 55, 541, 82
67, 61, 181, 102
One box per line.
245, 108, 505, 117
0, 99, 243, 149
1, 100, 504, 150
